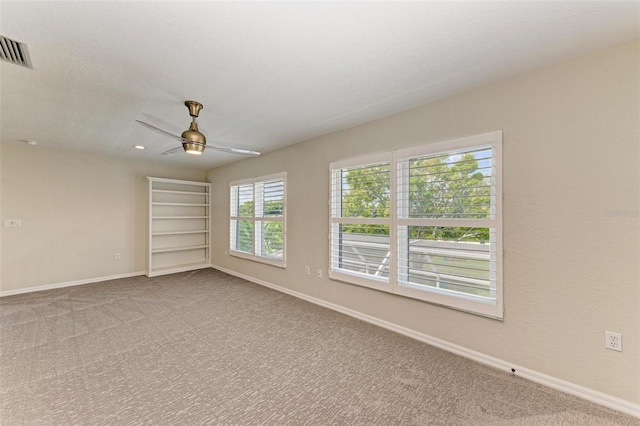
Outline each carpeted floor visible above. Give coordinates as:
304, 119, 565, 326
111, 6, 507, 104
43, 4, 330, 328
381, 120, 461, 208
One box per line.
0, 268, 637, 425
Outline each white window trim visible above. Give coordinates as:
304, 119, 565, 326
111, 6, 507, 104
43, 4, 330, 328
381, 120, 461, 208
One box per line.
329, 153, 392, 292
329, 131, 503, 319
230, 172, 287, 268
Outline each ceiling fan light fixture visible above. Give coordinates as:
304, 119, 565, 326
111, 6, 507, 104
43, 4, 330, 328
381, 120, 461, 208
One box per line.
181, 117, 206, 154
183, 142, 205, 155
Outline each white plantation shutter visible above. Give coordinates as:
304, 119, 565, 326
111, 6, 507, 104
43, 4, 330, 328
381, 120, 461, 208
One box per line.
398, 147, 495, 219
261, 179, 285, 217
230, 173, 286, 267
330, 156, 392, 291
330, 131, 502, 318
396, 141, 500, 315
256, 178, 285, 259
230, 183, 254, 254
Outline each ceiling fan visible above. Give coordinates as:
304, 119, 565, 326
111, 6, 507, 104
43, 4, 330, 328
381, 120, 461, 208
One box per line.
136, 101, 260, 156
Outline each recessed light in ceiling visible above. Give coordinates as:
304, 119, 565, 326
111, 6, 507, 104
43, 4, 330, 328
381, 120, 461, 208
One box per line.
133, 145, 146, 150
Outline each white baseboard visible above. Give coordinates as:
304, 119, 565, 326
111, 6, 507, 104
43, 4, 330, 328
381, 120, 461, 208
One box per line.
211, 264, 640, 419
0, 271, 146, 298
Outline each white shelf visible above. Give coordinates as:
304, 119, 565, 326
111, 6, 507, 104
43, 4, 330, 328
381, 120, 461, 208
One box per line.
152, 189, 209, 195
152, 230, 209, 236
152, 244, 209, 254
152, 216, 209, 219
147, 177, 211, 277
152, 202, 209, 206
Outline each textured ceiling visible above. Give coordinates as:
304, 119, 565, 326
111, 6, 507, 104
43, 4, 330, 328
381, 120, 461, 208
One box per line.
1, 1, 638, 170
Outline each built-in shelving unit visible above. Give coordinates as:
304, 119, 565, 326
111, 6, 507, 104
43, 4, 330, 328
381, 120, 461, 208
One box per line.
147, 177, 211, 277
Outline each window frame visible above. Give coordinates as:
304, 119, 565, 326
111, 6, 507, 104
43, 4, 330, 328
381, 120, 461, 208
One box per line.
329, 131, 503, 319
329, 152, 393, 293
230, 172, 287, 268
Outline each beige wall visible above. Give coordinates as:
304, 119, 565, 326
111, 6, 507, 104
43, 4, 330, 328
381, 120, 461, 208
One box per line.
207, 40, 640, 404
0, 144, 205, 292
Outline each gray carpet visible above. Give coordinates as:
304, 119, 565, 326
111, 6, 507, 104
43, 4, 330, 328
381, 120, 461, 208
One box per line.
0, 268, 637, 425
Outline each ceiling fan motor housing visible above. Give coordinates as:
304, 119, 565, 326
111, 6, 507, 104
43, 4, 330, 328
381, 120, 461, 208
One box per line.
181, 121, 206, 144
181, 100, 206, 154
182, 123, 206, 154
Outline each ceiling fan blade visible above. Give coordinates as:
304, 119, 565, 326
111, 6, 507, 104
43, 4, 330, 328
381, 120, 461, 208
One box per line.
210, 145, 261, 156
137, 116, 259, 157
161, 146, 184, 155
136, 120, 184, 142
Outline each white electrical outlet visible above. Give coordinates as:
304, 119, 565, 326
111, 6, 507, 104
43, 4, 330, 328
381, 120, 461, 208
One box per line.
115, 253, 121, 260
305, 266, 310, 276
605, 331, 622, 352
317, 269, 323, 279
3, 219, 21, 228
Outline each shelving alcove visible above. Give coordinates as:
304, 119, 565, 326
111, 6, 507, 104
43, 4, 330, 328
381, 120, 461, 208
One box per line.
147, 177, 211, 277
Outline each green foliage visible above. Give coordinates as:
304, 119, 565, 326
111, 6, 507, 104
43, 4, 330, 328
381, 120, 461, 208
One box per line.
340, 164, 390, 235
236, 220, 253, 253
341, 153, 491, 242
408, 152, 490, 242
341, 164, 390, 219
238, 200, 254, 217
261, 221, 284, 257
235, 199, 284, 256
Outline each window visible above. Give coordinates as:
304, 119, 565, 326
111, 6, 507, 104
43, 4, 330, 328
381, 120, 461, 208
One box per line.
230, 173, 286, 267
330, 131, 502, 318
330, 154, 392, 292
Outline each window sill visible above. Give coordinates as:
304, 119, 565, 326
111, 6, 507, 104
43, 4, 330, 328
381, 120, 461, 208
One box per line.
229, 250, 286, 269
330, 269, 503, 320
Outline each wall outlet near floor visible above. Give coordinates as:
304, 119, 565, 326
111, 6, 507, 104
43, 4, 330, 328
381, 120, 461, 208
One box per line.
605, 331, 622, 352
3, 219, 21, 227
305, 266, 310, 276
115, 253, 121, 260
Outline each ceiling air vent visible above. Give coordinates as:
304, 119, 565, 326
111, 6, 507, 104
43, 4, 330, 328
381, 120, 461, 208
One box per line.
0, 35, 32, 68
